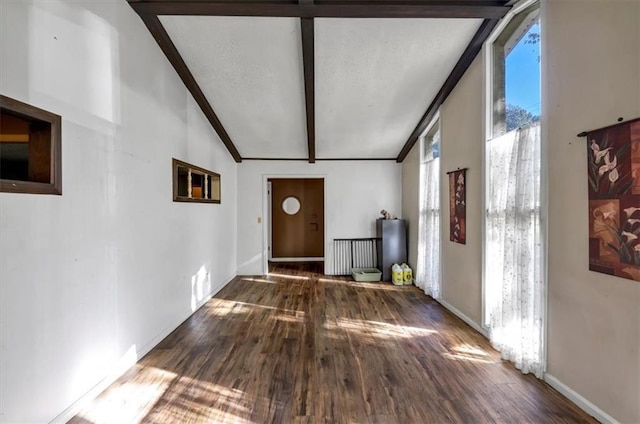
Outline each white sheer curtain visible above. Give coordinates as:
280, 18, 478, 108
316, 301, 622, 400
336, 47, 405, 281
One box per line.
416, 135, 440, 299
485, 123, 543, 377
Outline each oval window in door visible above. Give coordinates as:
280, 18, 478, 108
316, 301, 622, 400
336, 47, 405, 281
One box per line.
282, 196, 301, 215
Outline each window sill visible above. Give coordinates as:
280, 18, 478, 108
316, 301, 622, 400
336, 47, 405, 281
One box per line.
0, 179, 61, 195
173, 197, 220, 204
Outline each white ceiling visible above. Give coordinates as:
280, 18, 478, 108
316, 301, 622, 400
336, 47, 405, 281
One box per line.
315, 18, 482, 158
161, 16, 307, 158
160, 15, 483, 160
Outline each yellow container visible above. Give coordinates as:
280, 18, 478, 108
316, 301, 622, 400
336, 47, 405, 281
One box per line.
402, 263, 413, 285
391, 264, 404, 285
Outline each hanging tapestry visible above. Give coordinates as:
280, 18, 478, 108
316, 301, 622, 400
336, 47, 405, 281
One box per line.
587, 117, 640, 282
448, 168, 466, 244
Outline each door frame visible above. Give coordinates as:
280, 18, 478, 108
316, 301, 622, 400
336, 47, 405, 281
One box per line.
262, 174, 326, 275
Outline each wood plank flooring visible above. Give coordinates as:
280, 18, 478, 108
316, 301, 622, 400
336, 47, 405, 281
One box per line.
70, 264, 596, 423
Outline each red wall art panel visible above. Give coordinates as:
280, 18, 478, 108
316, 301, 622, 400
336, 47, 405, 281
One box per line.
448, 168, 467, 244
587, 117, 640, 282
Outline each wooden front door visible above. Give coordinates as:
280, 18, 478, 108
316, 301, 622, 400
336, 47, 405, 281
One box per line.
270, 178, 324, 258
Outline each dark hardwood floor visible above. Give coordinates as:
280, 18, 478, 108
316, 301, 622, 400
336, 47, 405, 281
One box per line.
70, 265, 596, 423
268, 261, 325, 274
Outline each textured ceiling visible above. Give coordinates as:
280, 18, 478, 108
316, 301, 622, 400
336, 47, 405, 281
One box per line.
315, 18, 482, 158
160, 16, 307, 158
159, 15, 482, 160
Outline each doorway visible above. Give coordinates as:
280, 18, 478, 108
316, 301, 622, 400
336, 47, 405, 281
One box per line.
268, 178, 324, 265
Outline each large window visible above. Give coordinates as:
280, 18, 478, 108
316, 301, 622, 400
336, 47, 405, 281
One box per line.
484, 1, 544, 377
416, 118, 440, 298
0, 95, 62, 195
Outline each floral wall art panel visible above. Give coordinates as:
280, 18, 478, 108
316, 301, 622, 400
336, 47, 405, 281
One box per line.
587, 118, 640, 282
448, 168, 466, 244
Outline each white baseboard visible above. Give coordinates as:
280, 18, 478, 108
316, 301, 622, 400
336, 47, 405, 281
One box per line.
434, 301, 617, 424
436, 298, 489, 338
544, 374, 618, 424
50, 274, 237, 423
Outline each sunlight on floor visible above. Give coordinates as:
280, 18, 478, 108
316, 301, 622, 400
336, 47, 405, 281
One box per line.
317, 276, 348, 284
350, 281, 411, 291
442, 343, 497, 364
242, 277, 279, 284
318, 277, 411, 291
325, 317, 437, 339
267, 272, 310, 281
77, 365, 177, 423
69, 344, 139, 418
442, 352, 497, 364
454, 344, 489, 357
207, 298, 251, 317
207, 299, 305, 319
154, 376, 252, 423
272, 313, 305, 323
77, 365, 258, 424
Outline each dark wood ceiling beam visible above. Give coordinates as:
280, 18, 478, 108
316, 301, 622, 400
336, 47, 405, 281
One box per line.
135, 14, 242, 162
129, 1, 510, 19
396, 18, 500, 162
300, 15, 315, 163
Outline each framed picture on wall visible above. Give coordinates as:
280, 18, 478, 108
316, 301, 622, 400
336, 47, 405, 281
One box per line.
448, 168, 467, 245
584, 118, 640, 282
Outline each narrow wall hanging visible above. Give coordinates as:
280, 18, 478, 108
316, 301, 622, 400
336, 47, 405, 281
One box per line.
580, 117, 640, 282
447, 168, 467, 244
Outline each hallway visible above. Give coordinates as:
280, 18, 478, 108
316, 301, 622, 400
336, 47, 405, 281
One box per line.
71, 266, 595, 423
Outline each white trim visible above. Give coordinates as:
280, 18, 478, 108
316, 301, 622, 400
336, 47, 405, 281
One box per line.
267, 181, 273, 260
539, 0, 549, 374
486, 0, 539, 45
50, 274, 237, 424
419, 110, 441, 141
437, 298, 489, 338
269, 257, 324, 262
544, 374, 619, 424
481, 41, 489, 326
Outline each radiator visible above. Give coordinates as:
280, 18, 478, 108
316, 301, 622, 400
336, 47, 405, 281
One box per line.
332, 238, 378, 275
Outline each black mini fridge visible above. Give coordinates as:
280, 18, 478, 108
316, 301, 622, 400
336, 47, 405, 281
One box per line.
376, 219, 407, 281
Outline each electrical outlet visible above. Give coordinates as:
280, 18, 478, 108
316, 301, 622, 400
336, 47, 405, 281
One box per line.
257, 217, 262, 223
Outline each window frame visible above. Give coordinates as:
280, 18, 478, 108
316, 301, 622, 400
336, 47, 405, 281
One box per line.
172, 158, 221, 204
416, 114, 442, 298
421, 117, 441, 164
0, 95, 62, 195
485, 1, 540, 141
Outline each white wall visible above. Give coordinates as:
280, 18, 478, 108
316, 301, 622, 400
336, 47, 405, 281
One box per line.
402, 143, 420, 271
439, 55, 484, 323
237, 161, 402, 275
544, 1, 640, 422
0, 1, 238, 422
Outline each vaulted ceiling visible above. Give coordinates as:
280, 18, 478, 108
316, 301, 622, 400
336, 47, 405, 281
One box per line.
127, 1, 511, 163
